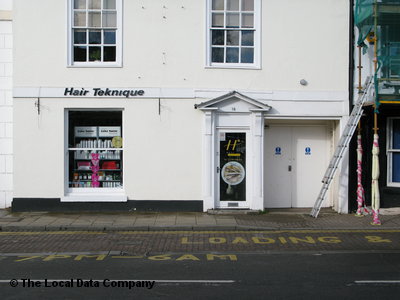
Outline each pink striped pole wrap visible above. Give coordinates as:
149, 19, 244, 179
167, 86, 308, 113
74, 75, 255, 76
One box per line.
371, 134, 381, 225
355, 135, 368, 216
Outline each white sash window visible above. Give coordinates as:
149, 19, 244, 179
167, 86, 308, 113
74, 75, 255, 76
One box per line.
68, 0, 122, 67
207, 0, 261, 68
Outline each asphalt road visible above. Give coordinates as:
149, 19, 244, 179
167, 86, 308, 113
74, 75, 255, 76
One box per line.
1, 230, 400, 299
1, 252, 400, 299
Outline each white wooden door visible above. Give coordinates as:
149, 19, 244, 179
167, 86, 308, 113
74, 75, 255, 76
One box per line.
291, 126, 328, 208
264, 125, 328, 208
264, 126, 292, 208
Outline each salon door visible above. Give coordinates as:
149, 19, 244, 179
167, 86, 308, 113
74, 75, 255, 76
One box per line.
217, 131, 248, 209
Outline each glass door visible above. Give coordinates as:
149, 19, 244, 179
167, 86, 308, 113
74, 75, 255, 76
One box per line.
218, 131, 247, 208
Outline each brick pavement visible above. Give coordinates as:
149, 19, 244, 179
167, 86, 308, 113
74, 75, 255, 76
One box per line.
0, 208, 400, 231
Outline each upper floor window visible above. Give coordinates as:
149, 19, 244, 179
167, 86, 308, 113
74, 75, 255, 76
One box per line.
207, 0, 260, 68
387, 118, 400, 187
68, 0, 122, 67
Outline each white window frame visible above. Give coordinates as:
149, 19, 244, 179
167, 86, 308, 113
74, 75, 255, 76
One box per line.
67, 0, 123, 67
387, 117, 400, 187
206, 0, 261, 69
64, 108, 126, 200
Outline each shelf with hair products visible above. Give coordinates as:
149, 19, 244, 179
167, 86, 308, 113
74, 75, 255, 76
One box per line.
68, 126, 123, 188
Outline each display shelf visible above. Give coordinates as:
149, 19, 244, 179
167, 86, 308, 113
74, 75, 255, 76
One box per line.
69, 125, 123, 189
74, 169, 121, 171
68, 148, 124, 151
72, 180, 121, 182
74, 158, 122, 161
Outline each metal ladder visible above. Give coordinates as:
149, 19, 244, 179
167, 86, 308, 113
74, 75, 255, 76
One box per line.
310, 77, 374, 218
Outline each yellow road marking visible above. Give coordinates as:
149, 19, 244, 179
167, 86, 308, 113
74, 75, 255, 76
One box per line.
11, 254, 239, 262
14, 256, 43, 262
111, 256, 144, 259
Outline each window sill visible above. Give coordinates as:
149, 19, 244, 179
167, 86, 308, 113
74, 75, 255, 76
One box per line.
67, 63, 122, 68
205, 64, 261, 70
61, 191, 127, 202
386, 183, 400, 188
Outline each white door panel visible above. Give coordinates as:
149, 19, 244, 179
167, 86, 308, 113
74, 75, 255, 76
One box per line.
264, 126, 292, 208
264, 125, 329, 208
292, 126, 328, 208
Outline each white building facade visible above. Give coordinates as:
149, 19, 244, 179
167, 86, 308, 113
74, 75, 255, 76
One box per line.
12, 0, 351, 213
0, 0, 13, 209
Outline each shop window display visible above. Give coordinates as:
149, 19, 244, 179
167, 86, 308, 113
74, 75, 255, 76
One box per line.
68, 111, 123, 189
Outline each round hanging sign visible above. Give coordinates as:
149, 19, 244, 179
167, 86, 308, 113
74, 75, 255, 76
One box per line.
221, 161, 245, 185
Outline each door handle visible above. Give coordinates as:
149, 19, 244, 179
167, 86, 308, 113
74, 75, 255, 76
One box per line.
217, 166, 220, 173
288, 165, 292, 172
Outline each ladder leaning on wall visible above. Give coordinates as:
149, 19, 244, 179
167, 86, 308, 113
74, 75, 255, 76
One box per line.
310, 76, 374, 218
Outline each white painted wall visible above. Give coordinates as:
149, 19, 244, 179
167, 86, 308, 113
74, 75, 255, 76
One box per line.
12, 0, 350, 207
0, 0, 12, 208
13, 0, 349, 93
0, 1, 12, 11
13, 98, 203, 200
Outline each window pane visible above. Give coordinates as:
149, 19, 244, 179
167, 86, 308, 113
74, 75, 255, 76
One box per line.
212, 0, 224, 10
88, 11, 101, 27
89, 0, 101, 9
226, 47, 239, 63
104, 30, 116, 44
227, 31, 239, 45
212, 47, 224, 62
242, 13, 254, 28
212, 30, 225, 45
74, 12, 86, 26
68, 111, 123, 189
104, 46, 116, 61
74, 0, 86, 9
103, 11, 117, 27
241, 31, 254, 46
74, 30, 87, 44
89, 46, 101, 61
227, 0, 239, 11
241, 48, 254, 63
241, 0, 254, 11
74, 46, 87, 61
226, 13, 240, 28
212, 13, 224, 27
393, 153, 400, 182
89, 30, 101, 44
104, 0, 116, 9
393, 119, 400, 149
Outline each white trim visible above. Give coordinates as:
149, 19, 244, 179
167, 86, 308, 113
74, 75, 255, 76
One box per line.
200, 92, 265, 211
0, 10, 12, 21
216, 129, 250, 209
206, 0, 261, 68
13, 87, 195, 99
67, 0, 72, 66
387, 117, 400, 187
265, 116, 342, 120
61, 194, 127, 202
64, 108, 127, 201
67, 0, 123, 67
13, 87, 348, 101
205, 65, 261, 70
